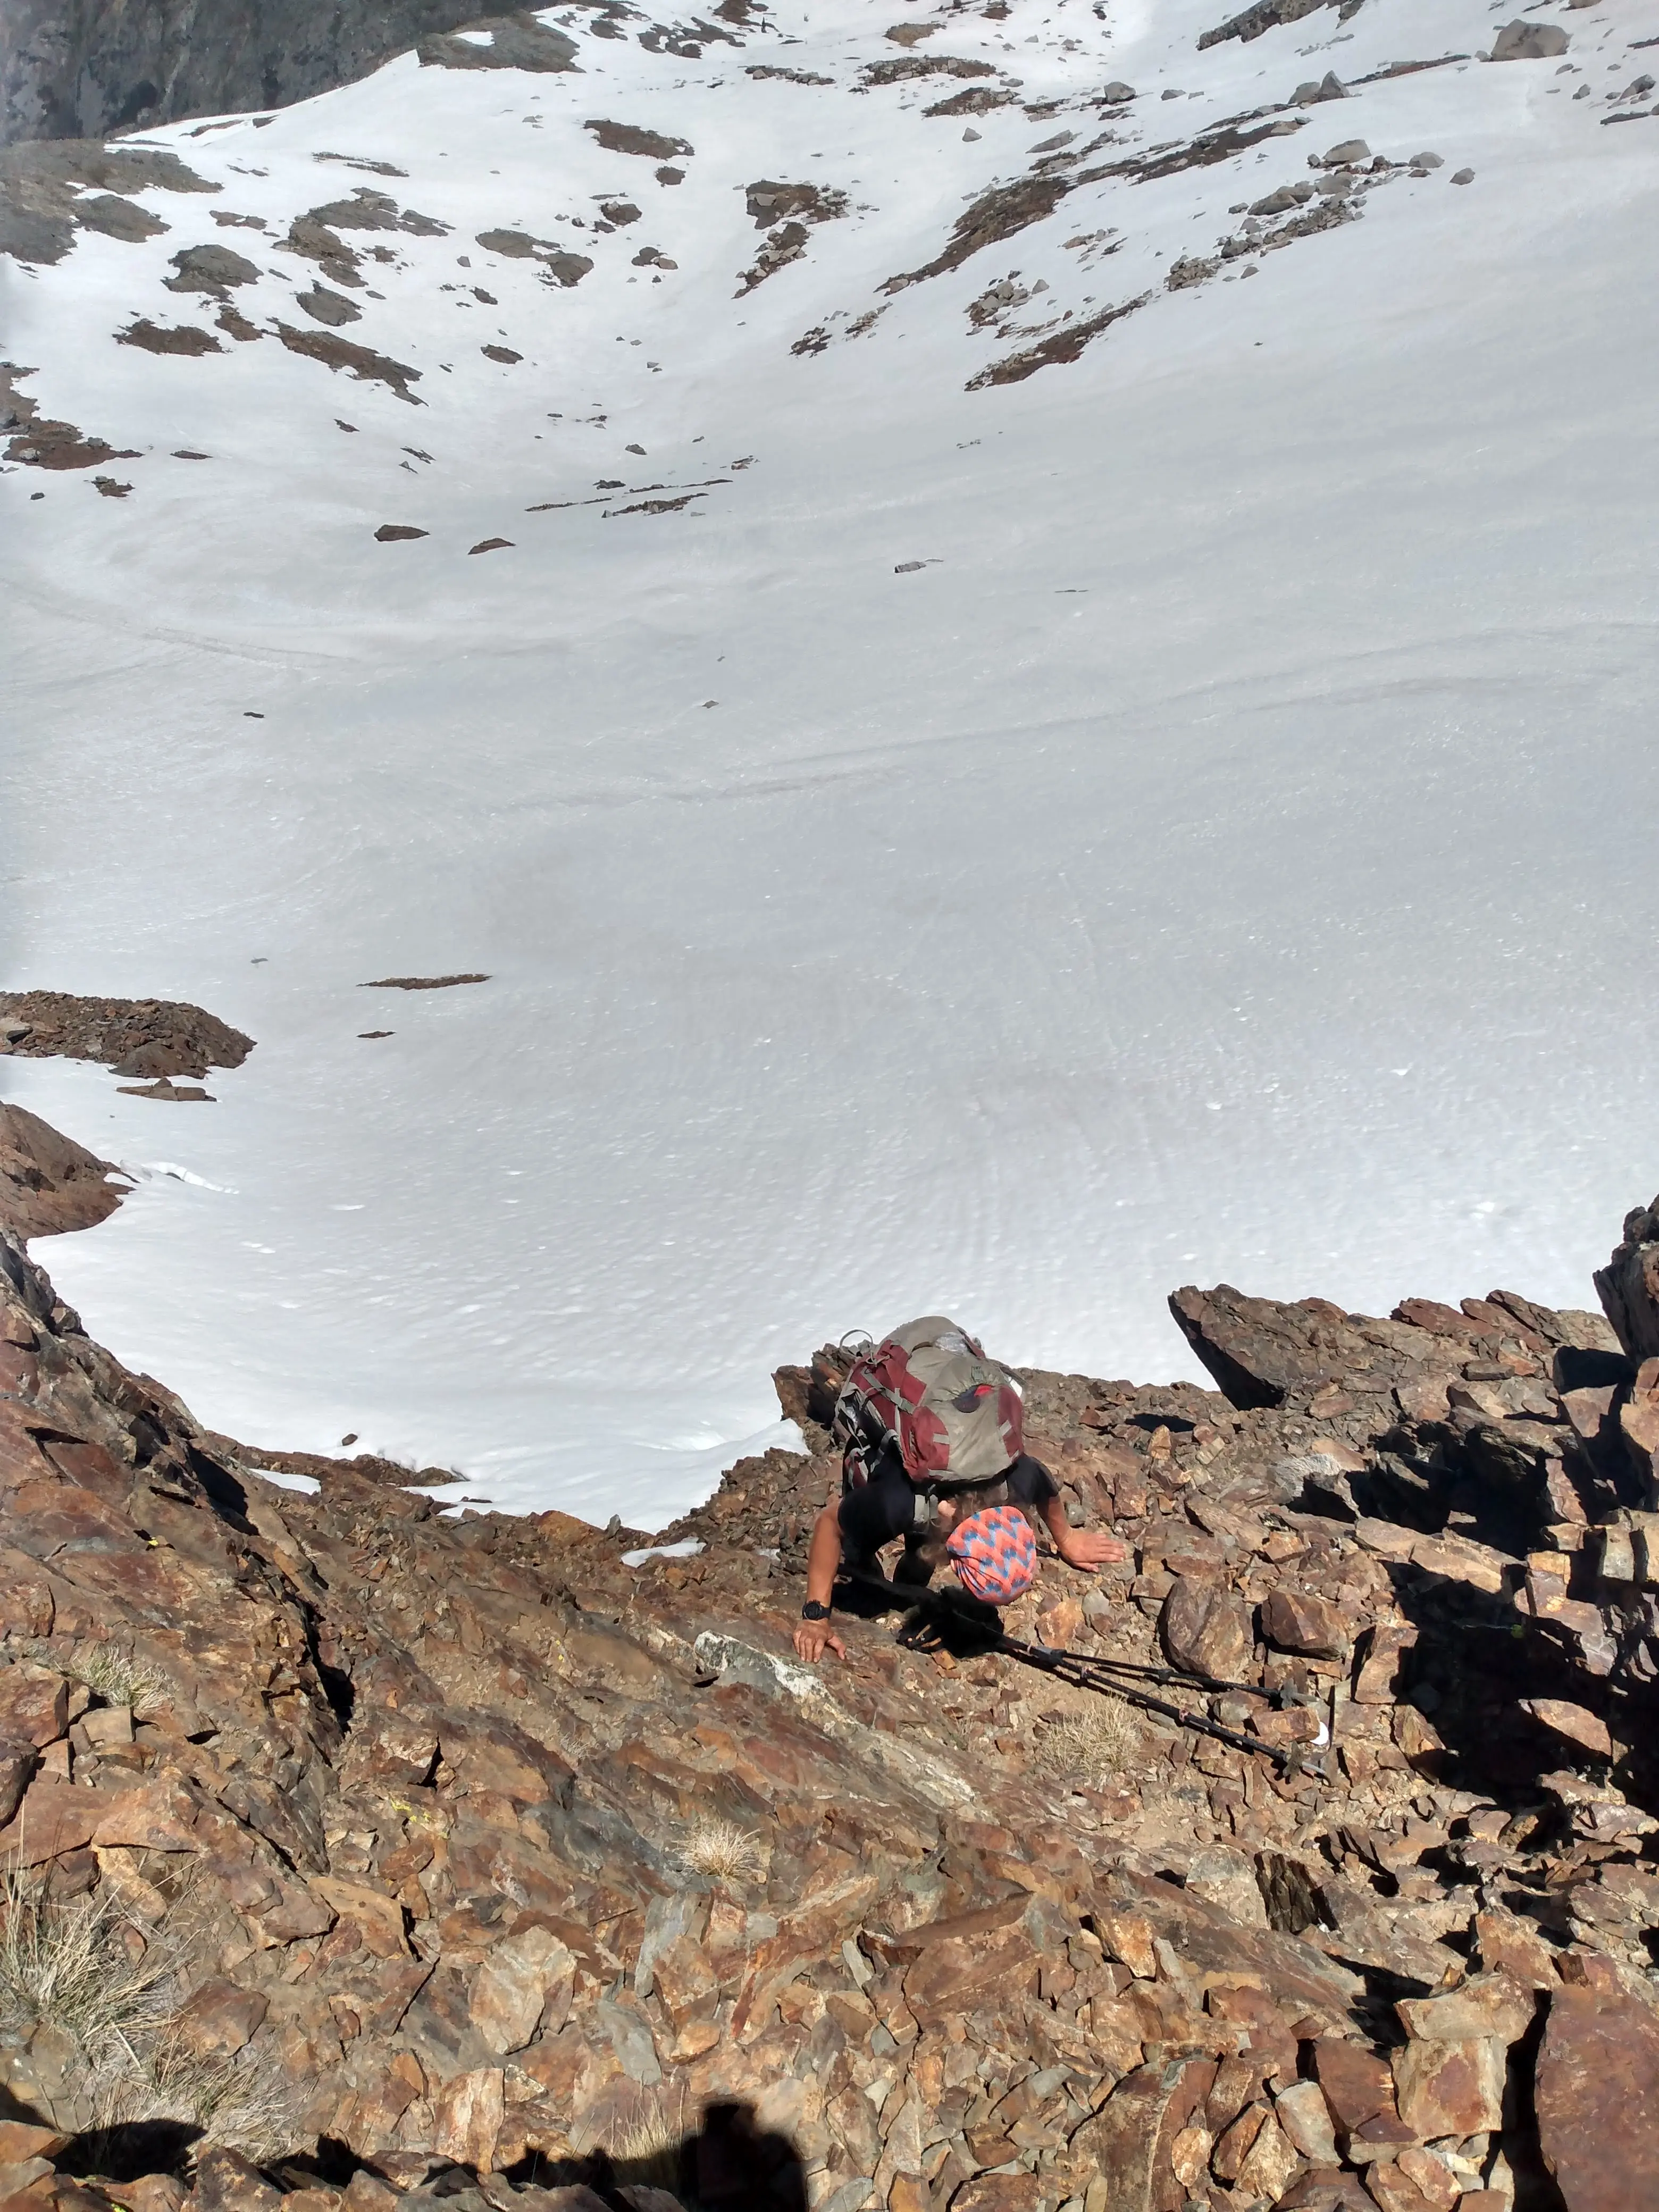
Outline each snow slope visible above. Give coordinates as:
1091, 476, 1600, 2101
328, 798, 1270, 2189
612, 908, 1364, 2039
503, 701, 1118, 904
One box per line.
3, 0, 1657, 1526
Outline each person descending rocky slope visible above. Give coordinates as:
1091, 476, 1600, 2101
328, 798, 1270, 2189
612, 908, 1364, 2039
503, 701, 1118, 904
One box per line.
3, 1106, 1659, 2211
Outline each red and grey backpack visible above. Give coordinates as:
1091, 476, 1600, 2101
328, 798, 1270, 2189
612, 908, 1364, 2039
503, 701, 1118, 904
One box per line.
833, 1317, 1025, 1493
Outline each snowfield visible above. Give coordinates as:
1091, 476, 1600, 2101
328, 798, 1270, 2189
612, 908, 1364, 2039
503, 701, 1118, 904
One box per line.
3, 0, 1657, 1526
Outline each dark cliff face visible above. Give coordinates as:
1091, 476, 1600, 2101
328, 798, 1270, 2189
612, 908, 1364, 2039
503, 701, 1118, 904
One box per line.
0, 0, 518, 145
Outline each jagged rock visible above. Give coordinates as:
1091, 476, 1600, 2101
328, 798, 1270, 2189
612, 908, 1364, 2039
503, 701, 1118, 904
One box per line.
1161, 1573, 1254, 1678
1536, 1984, 1659, 2207
1596, 1195, 1659, 1361
1518, 1697, 1612, 1759
2, 1160, 1659, 2212
1262, 1587, 1352, 1659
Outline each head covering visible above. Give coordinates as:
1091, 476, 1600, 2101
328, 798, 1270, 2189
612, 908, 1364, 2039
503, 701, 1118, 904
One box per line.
946, 1505, 1036, 1606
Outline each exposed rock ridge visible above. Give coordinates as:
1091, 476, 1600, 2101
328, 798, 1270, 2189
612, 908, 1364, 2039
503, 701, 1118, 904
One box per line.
0, 0, 527, 147
1, 1159, 1658, 2208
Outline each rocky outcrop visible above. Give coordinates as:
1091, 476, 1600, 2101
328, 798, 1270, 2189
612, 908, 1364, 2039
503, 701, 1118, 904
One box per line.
0, 993, 253, 1083
0, 1105, 129, 1240
3, 1156, 1659, 2210
0, 0, 525, 148
1594, 1194, 1659, 1365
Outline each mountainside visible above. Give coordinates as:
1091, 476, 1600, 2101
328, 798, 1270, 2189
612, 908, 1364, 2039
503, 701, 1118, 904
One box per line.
0, 0, 535, 147
4, 0, 1658, 1516
6, 1109, 1659, 2210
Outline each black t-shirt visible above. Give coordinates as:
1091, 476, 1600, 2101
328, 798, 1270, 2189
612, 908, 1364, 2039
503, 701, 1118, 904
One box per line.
836, 1453, 1057, 1563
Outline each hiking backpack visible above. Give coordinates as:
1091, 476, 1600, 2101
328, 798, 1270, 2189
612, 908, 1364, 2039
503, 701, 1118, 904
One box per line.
833, 1317, 1025, 1492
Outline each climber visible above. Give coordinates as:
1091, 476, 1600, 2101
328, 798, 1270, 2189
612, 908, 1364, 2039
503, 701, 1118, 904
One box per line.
793, 1317, 1127, 1663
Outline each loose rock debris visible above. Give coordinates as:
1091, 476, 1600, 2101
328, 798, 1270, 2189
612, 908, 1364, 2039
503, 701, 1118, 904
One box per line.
584, 118, 694, 158
5, 1152, 1659, 2207
0, 991, 254, 1078
274, 323, 423, 401
358, 974, 490, 988
417, 15, 581, 71
116, 319, 223, 355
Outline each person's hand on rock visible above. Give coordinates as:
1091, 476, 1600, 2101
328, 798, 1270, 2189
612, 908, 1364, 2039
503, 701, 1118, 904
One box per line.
793, 1619, 847, 1663
1055, 1527, 1128, 1571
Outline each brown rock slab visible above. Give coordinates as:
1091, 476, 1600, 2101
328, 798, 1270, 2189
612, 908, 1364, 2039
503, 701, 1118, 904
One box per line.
0, 1778, 122, 1866
0, 1667, 68, 1748
1312, 2038, 1396, 2133
0, 1105, 128, 1241
1390, 2035, 1503, 2138
1363, 2162, 1440, 2212
0, 2125, 68, 2165
1262, 1587, 1353, 1660
471, 1925, 574, 2054
173, 1978, 269, 2056
1275, 2079, 1338, 2165
0, 1742, 36, 1828
1396, 1971, 1535, 2046
1519, 1698, 1612, 1758
1070, 2055, 1217, 2212
431, 2067, 505, 2169
1160, 1573, 1254, 1679
1536, 1984, 1659, 2209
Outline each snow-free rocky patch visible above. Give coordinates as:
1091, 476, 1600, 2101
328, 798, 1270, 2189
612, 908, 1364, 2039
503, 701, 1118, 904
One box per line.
5, 1132, 1659, 2205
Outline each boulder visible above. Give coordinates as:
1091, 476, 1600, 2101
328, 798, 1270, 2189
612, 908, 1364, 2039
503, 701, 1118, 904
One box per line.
1490, 17, 1570, 57
1161, 1574, 1254, 1679
1262, 1588, 1352, 1660
1392, 2036, 1504, 2138
1068, 2055, 1217, 2212
1598, 1197, 1659, 1359
1536, 1984, 1659, 2208
1519, 1698, 1612, 1759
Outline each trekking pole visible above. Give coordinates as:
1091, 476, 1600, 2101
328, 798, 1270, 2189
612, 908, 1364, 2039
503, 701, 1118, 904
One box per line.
841, 1566, 1311, 1775
993, 1629, 1306, 1775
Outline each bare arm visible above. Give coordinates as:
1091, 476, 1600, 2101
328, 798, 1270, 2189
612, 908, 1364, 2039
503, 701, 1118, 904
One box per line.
793, 1502, 848, 1662
1040, 1493, 1127, 1570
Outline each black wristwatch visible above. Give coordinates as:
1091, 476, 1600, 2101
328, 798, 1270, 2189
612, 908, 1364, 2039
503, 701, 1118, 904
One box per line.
800, 1599, 831, 1621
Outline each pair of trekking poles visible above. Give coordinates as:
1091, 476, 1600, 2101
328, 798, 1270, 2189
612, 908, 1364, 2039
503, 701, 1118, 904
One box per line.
842, 1564, 1321, 1779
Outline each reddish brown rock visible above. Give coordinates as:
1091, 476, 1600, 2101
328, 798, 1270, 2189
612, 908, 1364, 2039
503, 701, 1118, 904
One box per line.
1160, 1573, 1254, 1680
1518, 1698, 1613, 1759
949, 2177, 1042, 2211
470, 1924, 574, 2053
0, 1668, 68, 1749
1363, 2161, 1440, 2212
1262, 1588, 1353, 1660
173, 1978, 269, 2057
1594, 1195, 1659, 1362
0, 1107, 128, 1241
0, 1740, 37, 1827
1390, 2035, 1504, 2138
1312, 2039, 1397, 2133
430, 2066, 505, 2169
1395, 1972, 1534, 2047
1274, 2080, 1339, 2164
1068, 2055, 1217, 2212
0, 2125, 68, 2166
1394, 2147, 1461, 2210
1535, 1984, 1659, 2209
190, 2148, 284, 2212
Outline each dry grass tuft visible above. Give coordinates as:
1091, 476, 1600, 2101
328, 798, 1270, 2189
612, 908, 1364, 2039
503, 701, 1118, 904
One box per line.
0, 1856, 296, 2159
1029, 1696, 1141, 1788
13, 1636, 172, 1719
575, 2080, 691, 2191
678, 1815, 769, 1888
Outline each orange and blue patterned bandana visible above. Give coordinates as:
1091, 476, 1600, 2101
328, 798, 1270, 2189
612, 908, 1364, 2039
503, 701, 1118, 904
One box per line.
946, 1504, 1036, 1605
